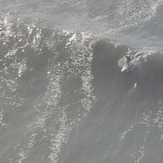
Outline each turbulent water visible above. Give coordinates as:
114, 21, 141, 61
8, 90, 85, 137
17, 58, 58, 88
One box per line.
0, 0, 163, 163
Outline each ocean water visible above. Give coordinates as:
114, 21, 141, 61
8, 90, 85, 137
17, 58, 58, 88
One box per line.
0, 0, 163, 163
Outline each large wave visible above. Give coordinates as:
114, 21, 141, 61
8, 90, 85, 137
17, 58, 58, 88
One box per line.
0, 15, 96, 163
0, 8, 163, 163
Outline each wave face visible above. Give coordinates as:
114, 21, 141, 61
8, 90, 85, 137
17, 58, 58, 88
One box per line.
0, 1, 163, 163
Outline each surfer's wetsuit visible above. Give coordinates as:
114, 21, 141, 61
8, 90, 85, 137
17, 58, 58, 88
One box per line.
126, 55, 131, 65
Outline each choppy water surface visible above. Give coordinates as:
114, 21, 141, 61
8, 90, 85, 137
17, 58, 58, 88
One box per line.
0, 0, 163, 163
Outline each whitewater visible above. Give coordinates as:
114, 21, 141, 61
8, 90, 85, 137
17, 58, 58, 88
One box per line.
0, 0, 163, 163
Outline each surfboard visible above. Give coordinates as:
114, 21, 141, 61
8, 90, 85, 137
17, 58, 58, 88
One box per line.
121, 63, 133, 72
121, 64, 128, 72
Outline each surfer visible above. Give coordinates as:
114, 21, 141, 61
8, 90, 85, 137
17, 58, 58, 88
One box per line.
121, 55, 133, 72
125, 55, 131, 65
